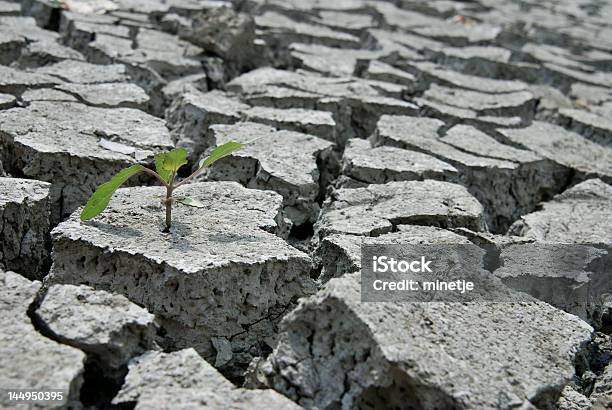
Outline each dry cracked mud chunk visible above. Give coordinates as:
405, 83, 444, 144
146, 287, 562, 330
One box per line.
165, 90, 248, 160
48, 182, 315, 374
570, 83, 612, 112
159, 12, 191, 34
0, 270, 85, 408
63, 17, 131, 50
203, 122, 333, 226
313, 225, 470, 283
244, 0, 370, 13
345, 95, 419, 138
253, 272, 593, 409
314, 180, 485, 241
430, 47, 509, 65
15, 40, 86, 68
0, 28, 26, 65
313, 10, 376, 33
339, 138, 457, 188
410, 21, 502, 46
109, 11, 157, 29
59, 10, 127, 47
89, 30, 199, 76
0, 178, 50, 279
168, 89, 338, 153
227, 67, 407, 101
34, 284, 157, 379
521, 43, 596, 73
591, 361, 612, 407
0, 0, 20, 15
374, 116, 569, 231
166, 90, 249, 160
21, 0, 63, 29
555, 24, 612, 56
243, 106, 336, 142
256, 11, 361, 49
497, 121, 612, 183
588, 103, 612, 119
290, 43, 386, 77
441, 125, 542, 164
0, 64, 60, 95
0, 92, 15, 109
408, 61, 529, 94
0, 16, 58, 43
542, 62, 612, 92
180, 6, 255, 66
227, 67, 417, 142
358, 60, 417, 87
84, 33, 134, 63
422, 84, 536, 120
366, 29, 444, 55
402, 0, 476, 17
0, 101, 173, 223
369, 2, 444, 29
82, 35, 201, 115
88, 29, 203, 87
20, 87, 79, 103
135, 28, 203, 58
241, 85, 321, 111
161, 1, 234, 20
59, 10, 120, 27
453, 226, 533, 244
35, 60, 130, 84
160, 73, 208, 106
362, 31, 424, 63
415, 97, 524, 129
529, 84, 573, 120
56, 82, 150, 110
494, 244, 611, 322
508, 178, 612, 244
555, 385, 593, 410
112, 349, 303, 409
557, 108, 612, 147
425, 45, 513, 76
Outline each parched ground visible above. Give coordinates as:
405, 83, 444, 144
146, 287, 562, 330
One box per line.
1, 0, 612, 409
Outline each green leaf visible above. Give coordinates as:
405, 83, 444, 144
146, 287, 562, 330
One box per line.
155, 148, 188, 183
154, 155, 171, 184
176, 196, 205, 208
198, 141, 244, 169
80, 164, 145, 221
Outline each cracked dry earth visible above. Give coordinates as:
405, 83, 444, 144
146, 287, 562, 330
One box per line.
1, 0, 612, 409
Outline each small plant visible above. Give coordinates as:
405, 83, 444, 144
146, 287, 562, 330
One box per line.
80, 141, 243, 232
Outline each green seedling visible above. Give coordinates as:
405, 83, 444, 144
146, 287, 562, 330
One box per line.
80, 141, 244, 232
